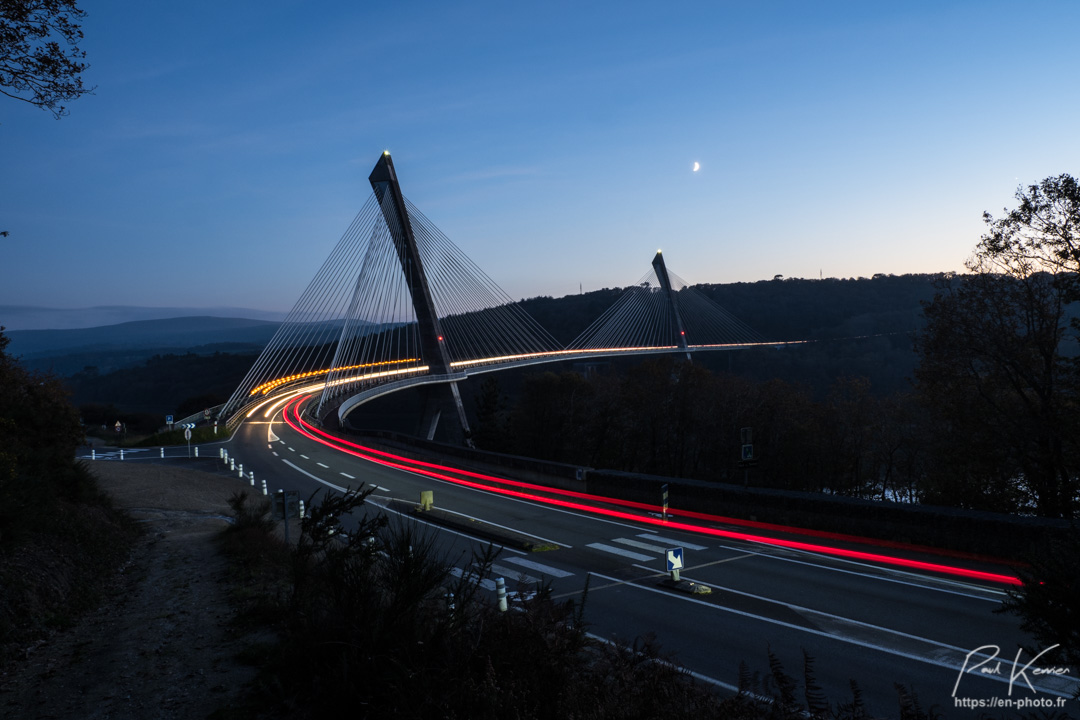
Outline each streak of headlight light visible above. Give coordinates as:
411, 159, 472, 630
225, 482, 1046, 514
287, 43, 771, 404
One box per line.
282, 398, 1022, 586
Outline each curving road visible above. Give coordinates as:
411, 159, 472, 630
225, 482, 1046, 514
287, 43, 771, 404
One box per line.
119, 397, 1079, 718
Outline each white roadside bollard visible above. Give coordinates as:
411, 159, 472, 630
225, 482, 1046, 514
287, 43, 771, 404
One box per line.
91, 449, 96, 460
299, 500, 305, 519
238, 463, 244, 479
120, 449, 124, 461
160, 447, 164, 458
194, 446, 199, 458
230, 458, 235, 472
248, 471, 254, 486
219, 448, 223, 460
496, 577, 507, 612
261, 479, 268, 496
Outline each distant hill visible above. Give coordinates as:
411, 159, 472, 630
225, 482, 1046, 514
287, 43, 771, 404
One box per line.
6, 316, 281, 375
0, 305, 287, 331
41, 273, 953, 416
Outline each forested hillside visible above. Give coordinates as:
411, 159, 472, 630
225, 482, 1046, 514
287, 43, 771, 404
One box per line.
57, 273, 941, 423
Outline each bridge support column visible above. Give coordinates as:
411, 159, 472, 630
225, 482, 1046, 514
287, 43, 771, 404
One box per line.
369, 152, 473, 445
652, 250, 691, 361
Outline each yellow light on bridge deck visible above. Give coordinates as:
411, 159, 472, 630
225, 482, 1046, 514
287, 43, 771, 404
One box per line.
383, 150, 391, 156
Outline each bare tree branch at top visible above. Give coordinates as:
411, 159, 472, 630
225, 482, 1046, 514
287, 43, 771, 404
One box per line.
0, 0, 93, 119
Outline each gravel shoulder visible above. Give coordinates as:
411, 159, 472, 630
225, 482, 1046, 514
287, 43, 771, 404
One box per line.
0, 460, 266, 720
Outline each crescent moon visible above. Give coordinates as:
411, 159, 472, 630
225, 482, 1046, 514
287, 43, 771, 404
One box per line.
692, 162, 700, 172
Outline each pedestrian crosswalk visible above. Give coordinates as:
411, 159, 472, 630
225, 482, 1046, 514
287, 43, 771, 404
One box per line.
448, 532, 716, 593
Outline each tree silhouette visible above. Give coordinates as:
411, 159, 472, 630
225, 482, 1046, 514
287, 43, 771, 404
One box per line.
0, 0, 92, 119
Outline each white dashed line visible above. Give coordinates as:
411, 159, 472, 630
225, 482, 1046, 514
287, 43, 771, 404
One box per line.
317, 462, 329, 468
340, 472, 355, 480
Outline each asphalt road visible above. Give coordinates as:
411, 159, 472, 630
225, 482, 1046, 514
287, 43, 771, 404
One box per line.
85, 409, 1080, 718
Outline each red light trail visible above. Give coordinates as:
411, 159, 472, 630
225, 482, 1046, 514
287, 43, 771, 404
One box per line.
280, 397, 1022, 586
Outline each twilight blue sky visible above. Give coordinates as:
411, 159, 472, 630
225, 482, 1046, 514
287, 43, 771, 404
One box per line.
2, 0, 1079, 316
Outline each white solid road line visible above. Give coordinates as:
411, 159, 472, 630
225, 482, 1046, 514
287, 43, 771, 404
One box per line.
281, 459, 348, 493
588, 571, 1075, 699
713, 542, 1006, 602
373, 500, 526, 554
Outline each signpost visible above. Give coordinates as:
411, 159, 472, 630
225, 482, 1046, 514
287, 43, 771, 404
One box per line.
738, 426, 756, 487
273, 490, 301, 543
661, 483, 669, 522
184, 427, 192, 457
666, 547, 684, 582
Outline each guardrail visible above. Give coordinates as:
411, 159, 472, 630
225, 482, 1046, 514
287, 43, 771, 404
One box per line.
175, 403, 225, 428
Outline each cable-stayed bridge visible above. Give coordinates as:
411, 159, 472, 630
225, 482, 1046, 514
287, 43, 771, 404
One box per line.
221, 152, 776, 439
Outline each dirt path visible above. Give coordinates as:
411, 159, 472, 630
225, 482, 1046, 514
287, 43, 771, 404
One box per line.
0, 461, 266, 720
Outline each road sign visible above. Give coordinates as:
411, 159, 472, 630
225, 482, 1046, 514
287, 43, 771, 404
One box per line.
114, 421, 122, 432
166, 415, 173, 425
741, 443, 754, 461
740, 426, 752, 444
203, 408, 211, 419
666, 546, 684, 582
184, 428, 192, 441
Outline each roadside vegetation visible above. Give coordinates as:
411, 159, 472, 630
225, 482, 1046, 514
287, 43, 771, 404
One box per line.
220, 488, 968, 720
0, 328, 138, 664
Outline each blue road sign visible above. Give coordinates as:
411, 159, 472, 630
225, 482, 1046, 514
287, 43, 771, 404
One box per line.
666, 547, 684, 572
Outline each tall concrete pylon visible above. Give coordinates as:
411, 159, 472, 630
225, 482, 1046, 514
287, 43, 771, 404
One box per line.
367, 152, 472, 443
651, 250, 691, 360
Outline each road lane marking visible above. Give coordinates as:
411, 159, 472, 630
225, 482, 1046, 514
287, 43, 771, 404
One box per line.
584, 632, 740, 694
448, 567, 496, 591
317, 462, 329, 468
340, 472, 355, 479
586, 571, 1074, 698
613, 538, 666, 553
503, 556, 574, 578
715, 543, 1005, 601
427, 505, 570, 549
637, 533, 708, 551
373, 499, 525, 554
587, 543, 654, 562
300, 454, 310, 460
281, 459, 347, 492
272, 452, 279, 457
491, 563, 540, 584
288, 447, 295, 452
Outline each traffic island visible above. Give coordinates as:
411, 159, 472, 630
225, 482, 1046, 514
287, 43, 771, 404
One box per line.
658, 577, 713, 595
385, 497, 559, 552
